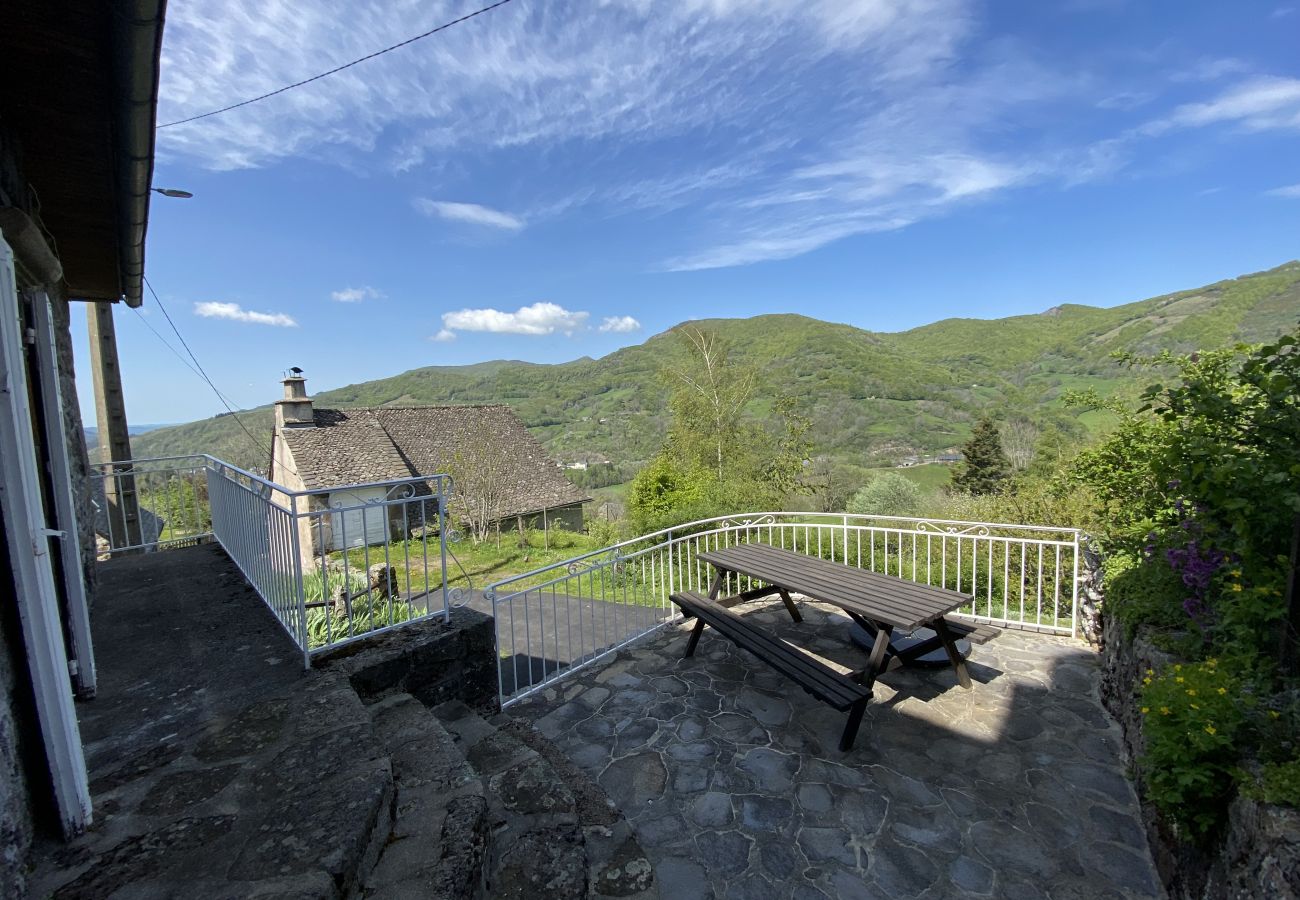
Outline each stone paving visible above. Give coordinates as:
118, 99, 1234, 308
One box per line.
511, 597, 1163, 900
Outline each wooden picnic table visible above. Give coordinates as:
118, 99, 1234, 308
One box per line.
696, 542, 982, 692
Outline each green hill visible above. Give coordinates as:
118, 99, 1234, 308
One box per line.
132, 261, 1300, 473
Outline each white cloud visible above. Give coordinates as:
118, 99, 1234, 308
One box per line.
599, 315, 642, 333
193, 301, 297, 327
156, 0, 973, 171
153, 1, 1300, 272
1142, 76, 1300, 135
414, 199, 524, 230
1266, 183, 1300, 198
440, 302, 589, 337
431, 328, 457, 342
331, 285, 383, 302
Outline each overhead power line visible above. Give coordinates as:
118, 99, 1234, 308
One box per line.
157, 0, 518, 129
141, 276, 279, 469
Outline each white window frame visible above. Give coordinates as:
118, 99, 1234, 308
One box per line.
0, 236, 91, 834
30, 289, 96, 697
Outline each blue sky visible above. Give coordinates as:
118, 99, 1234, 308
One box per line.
76, 0, 1300, 425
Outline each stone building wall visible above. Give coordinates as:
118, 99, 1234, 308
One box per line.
0, 508, 35, 899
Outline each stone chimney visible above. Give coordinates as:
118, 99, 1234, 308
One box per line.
275, 369, 315, 429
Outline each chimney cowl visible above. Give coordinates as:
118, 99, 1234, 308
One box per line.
276, 370, 314, 428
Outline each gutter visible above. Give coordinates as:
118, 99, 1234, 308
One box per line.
111, 0, 168, 308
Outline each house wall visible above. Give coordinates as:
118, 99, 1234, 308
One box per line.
1, 113, 99, 895
268, 435, 315, 568
0, 505, 35, 899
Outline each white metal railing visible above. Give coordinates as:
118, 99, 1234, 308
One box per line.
204, 458, 454, 666
485, 511, 1083, 706
91, 454, 212, 554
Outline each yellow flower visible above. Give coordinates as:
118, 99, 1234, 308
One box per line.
1143, 677, 1152, 686
1269, 710, 1281, 720
1230, 569, 1242, 578
1174, 664, 1182, 672
1187, 689, 1197, 697
1160, 706, 1171, 715
1207, 658, 1218, 667
1205, 725, 1217, 735
1232, 584, 1243, 593
1217, 688, 1227, 695
1146, 668, 1154, 676
1191, 704, 1200, 710
1141, 706, 1150, 715
1176, 676, 1185, 683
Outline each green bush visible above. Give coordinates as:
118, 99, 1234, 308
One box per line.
1073, 326, 1300, 838
847, 473, 922, 518
1104, 545, 1192, 638
1140, 659, 1252, 840
1256, 759, 1300, 808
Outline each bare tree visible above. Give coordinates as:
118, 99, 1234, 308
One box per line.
447, 421, 511, 543
808, 455, 855, 513
1001, 417, 1040, 473
664, 327, 757, 482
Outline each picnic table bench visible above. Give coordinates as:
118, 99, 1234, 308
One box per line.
668, 541, 999, 751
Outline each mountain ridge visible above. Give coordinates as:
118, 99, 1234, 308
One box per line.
131, 261, 1300, 472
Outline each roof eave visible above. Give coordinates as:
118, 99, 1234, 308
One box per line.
112, 0, 167, 308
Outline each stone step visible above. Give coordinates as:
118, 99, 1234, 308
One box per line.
431, 700, 658, 900
363, 693, 490, 899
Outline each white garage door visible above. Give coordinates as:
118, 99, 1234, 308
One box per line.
328, 486, 389, 550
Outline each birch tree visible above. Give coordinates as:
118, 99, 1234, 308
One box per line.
664, 327, 757, 483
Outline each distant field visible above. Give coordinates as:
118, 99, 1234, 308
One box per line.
865, 463, 952, 494
588, 482, 630, 501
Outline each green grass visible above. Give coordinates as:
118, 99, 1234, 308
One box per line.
863, 463, 952, 495
325, 526, 612, 599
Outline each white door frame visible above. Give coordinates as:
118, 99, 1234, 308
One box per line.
0, 237, 91, 834
31, 289, 96, 697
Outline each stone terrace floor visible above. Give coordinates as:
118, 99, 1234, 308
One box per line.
511, 597, 1163, 900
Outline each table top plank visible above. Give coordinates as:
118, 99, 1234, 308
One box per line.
715, 546, 944, 620
720, 542, 965, 609
698, 542, 971, 630
719, 543, 952, 610
712, 543, 954, 619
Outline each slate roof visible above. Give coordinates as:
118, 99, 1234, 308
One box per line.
277, 405, 589, 518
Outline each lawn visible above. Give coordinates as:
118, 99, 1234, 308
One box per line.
863, 463, 952, 494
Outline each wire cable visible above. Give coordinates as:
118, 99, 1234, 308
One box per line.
157, 0, 518, 129
142, 276, 280, 467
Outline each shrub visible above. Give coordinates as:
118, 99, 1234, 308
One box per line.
847, 473, 922, 518
306, 592, 417, 648
586, 516, 623, 548
1256, 759, 1300, 808
1103, 546, 1189, 638
1140, 659, 1252, 840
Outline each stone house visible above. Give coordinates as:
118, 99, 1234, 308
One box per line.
268, 374, 589, 556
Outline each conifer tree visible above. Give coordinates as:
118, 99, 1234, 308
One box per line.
952, 417, 1010, 495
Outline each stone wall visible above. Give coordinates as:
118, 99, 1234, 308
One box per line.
1101, 612, 1300, 898
316, 606, 499, 710
0, 507, 35, 899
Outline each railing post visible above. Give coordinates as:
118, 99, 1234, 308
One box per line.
438, 477, 450, 622
289, 493, 311, 669
1071, 529, 1081, 640
666, 528, 676, 604
842, 514, 849, 565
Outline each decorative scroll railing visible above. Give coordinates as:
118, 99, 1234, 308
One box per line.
484, 512, 1082, 706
